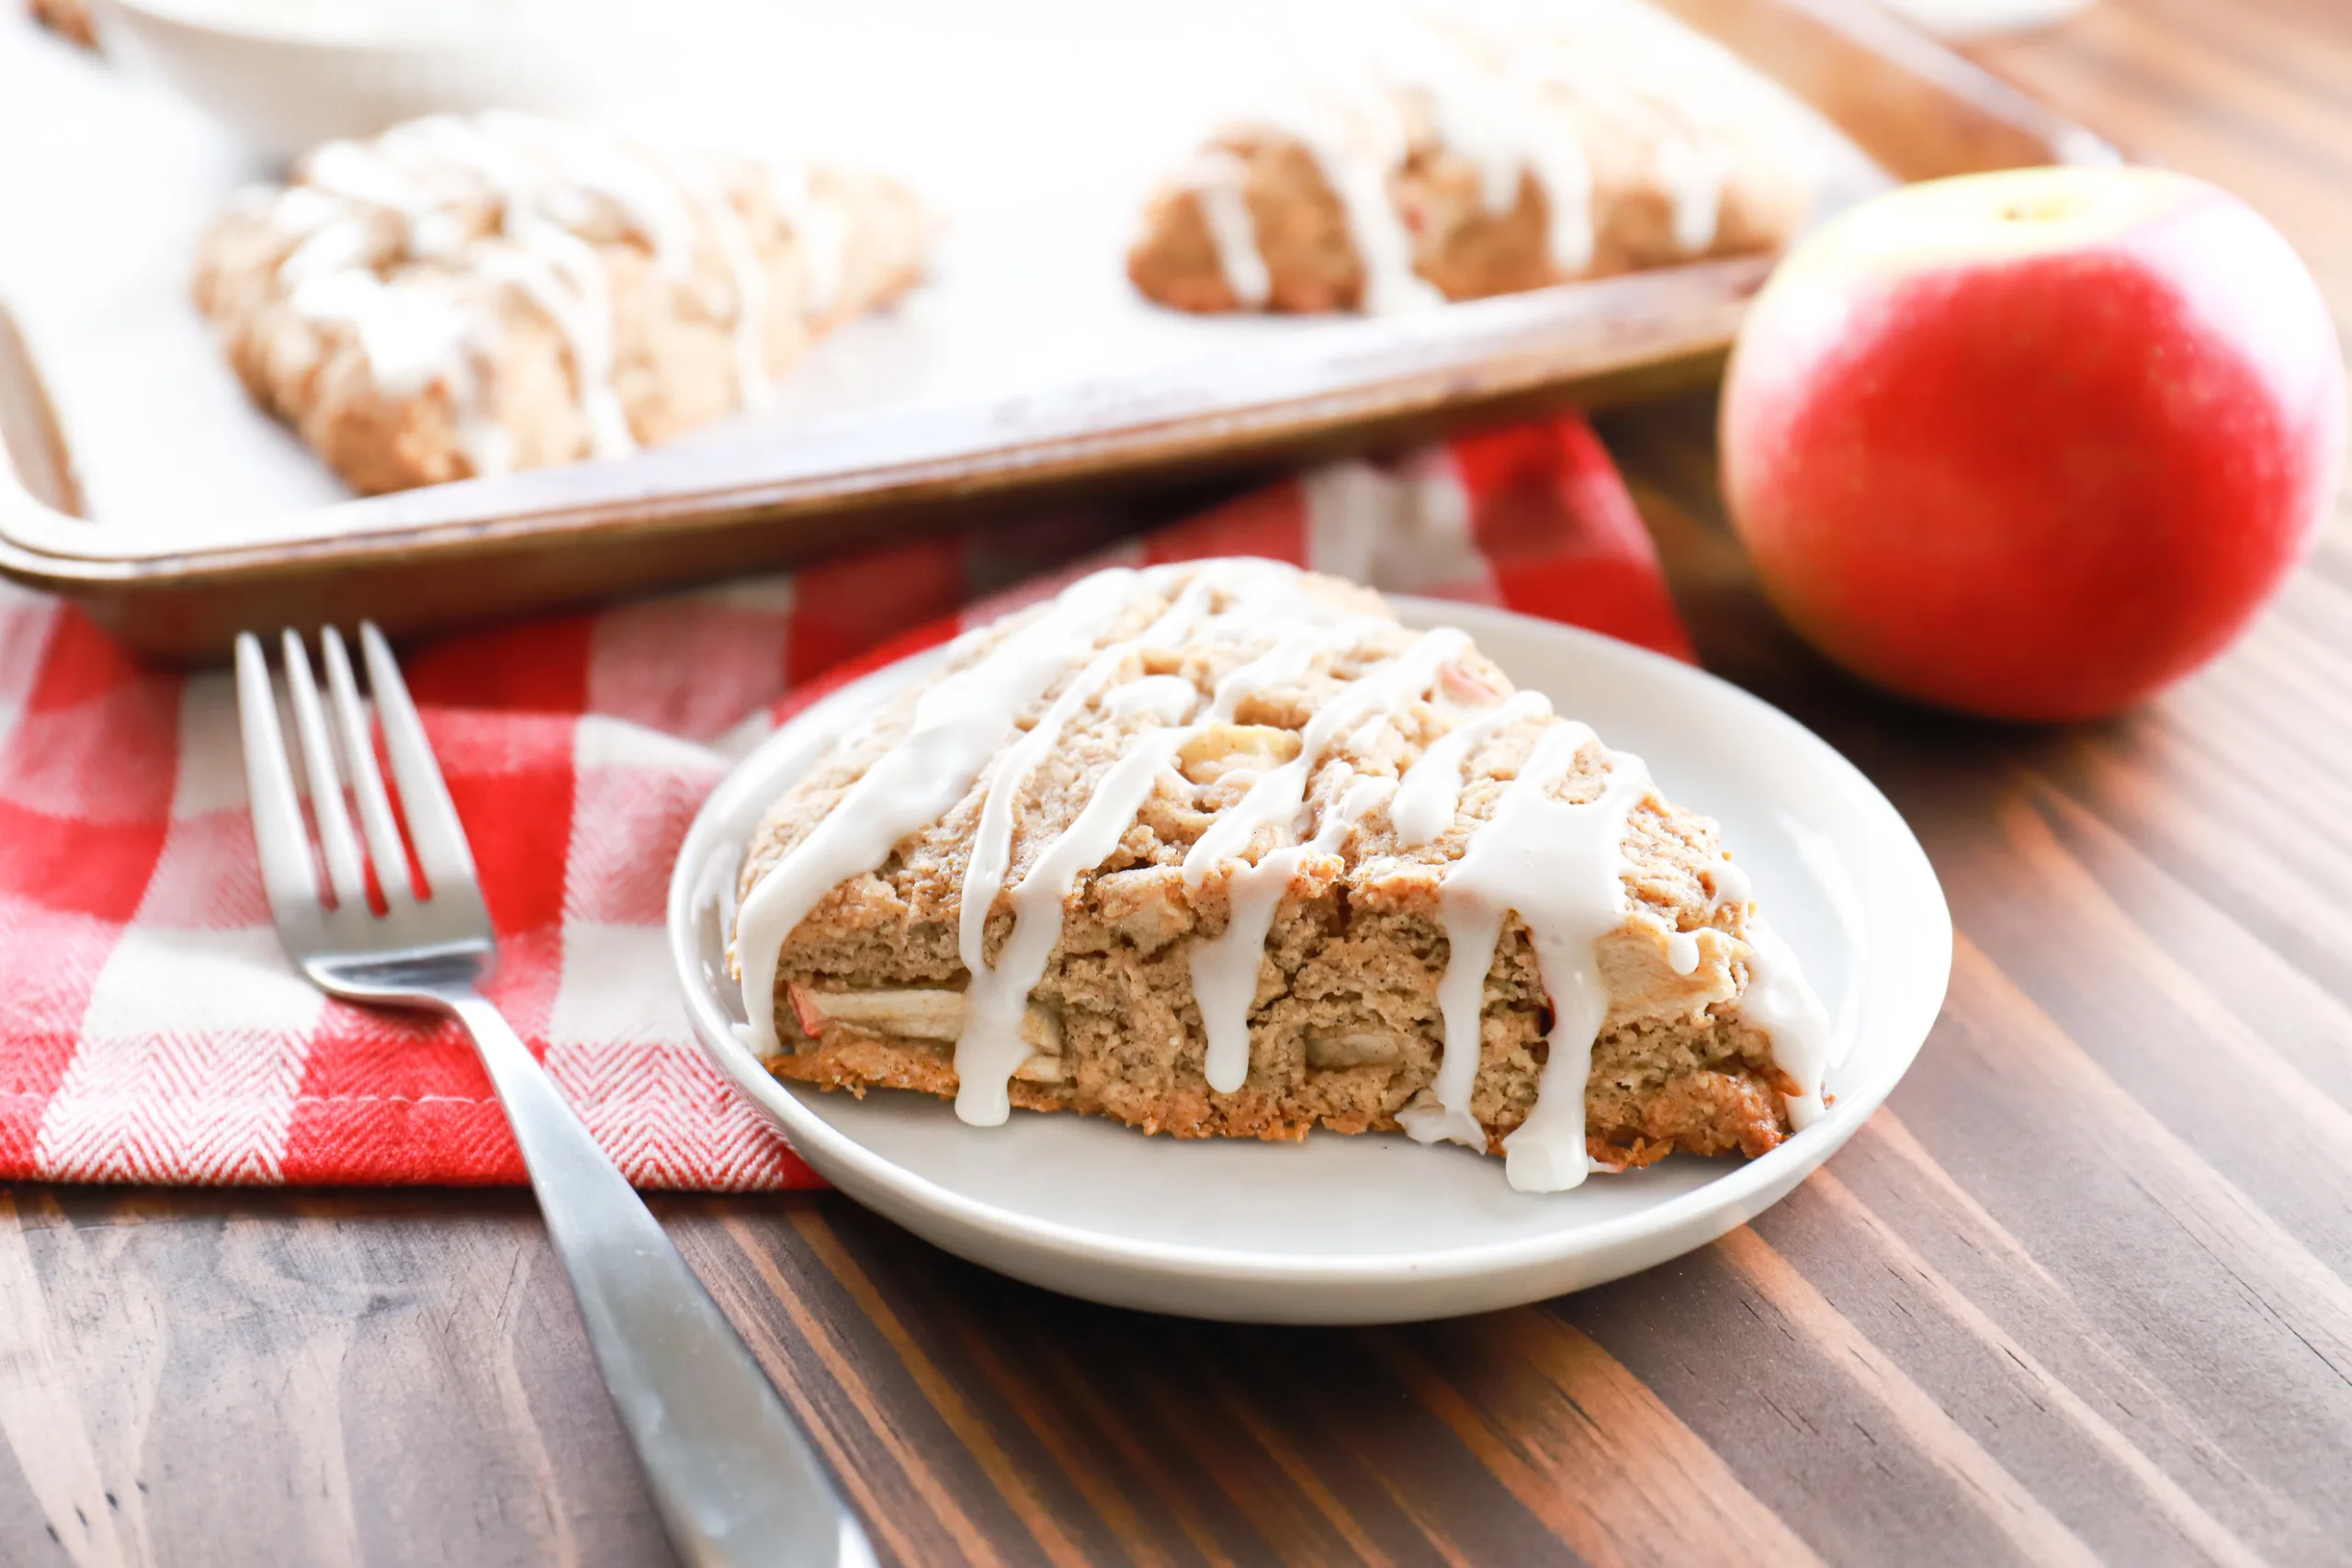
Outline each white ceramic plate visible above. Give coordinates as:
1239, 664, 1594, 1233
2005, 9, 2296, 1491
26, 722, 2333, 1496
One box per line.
668, 597, 1951, 1324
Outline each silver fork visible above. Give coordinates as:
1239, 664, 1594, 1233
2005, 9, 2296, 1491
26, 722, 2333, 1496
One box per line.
236, 623, 874, 1568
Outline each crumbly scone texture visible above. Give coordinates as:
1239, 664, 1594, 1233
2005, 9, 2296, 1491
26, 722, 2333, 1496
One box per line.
192, 113, 927, 495
735, 568, 1797, 1170
1126, 16, 1815, 313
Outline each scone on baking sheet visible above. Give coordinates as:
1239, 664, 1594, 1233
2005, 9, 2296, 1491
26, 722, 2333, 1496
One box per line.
1126, 4, 1817, 315
192, 112, 927, 495
731, 559, 1837, 1194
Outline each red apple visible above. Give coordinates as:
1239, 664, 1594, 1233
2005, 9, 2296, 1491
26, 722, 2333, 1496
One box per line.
1720, 165, 2346, 722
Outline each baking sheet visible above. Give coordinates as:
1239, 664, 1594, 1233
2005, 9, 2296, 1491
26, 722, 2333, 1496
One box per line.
0, 0, 1890, 543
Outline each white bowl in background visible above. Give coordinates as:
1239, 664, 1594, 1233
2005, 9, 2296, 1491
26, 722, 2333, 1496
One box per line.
92, 0, 657, 161
668, 596, 1953, 1325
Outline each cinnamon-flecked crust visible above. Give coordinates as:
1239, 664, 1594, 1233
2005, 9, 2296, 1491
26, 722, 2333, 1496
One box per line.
192, 124, 926, 495
736, 568, 1797, 1172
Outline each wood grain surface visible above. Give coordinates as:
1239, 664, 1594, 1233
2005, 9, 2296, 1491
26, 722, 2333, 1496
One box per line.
6, 1, 2352, 1563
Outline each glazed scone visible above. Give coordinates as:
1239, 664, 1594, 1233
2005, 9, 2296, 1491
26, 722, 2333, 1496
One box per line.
193, 112, 927, 494
732, 560, 1836, 1193
1128, 6, 1816, 315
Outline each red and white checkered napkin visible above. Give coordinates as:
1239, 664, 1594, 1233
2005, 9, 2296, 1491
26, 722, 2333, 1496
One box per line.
0, 417, 1690, 1190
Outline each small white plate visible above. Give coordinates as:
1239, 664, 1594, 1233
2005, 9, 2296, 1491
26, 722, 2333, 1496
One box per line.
668, 597, 1951, 1324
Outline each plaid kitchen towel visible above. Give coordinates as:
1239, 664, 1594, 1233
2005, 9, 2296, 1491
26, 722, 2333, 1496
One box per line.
0, 417, 1690, 1190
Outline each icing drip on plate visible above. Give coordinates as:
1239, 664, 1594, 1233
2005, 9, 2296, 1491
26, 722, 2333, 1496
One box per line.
1737, 916, 1838, 1128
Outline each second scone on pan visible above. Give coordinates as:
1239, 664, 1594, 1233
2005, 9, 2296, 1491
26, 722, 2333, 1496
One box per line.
1127, 6, 1817, 315
194, 111, 928, 495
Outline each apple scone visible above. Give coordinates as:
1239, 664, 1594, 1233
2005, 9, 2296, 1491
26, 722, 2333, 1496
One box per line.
193, 111, 927, 494
1128, 6, 1817, 315
732, 559, 1837, 1193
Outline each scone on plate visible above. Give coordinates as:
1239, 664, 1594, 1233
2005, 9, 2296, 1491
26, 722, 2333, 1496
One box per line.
1127, 6, 1816, 315
732, 559, 1837, 1193
193, 111, 927, 494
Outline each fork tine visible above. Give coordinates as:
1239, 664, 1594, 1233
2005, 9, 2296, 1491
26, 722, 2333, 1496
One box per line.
321, 626, 413, 904
280, 629, 369, 910
358, 621, 481, 897
235, 633, 327, 915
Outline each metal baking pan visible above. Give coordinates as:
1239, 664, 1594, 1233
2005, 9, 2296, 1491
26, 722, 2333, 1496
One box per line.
0, 0, 2111, 660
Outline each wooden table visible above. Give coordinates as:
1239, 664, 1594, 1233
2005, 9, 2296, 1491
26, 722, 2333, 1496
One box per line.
8, 3, 2350, 1562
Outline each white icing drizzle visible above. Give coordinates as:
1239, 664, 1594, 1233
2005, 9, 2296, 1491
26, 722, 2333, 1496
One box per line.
956, 726, 1196, 1124
733, 568, 1155, 1056
1182, 627, 1471, 886
952, 570, 1236, 1121
1400, 723, 1654, 1193
474, 220, 634, 457
1508, 88, 1599, 276
250, 111, 799, 474
262, 183, 342, 234
769, 163, 848, 321
1510, 30, 1725, 258
1185, 151, 1272, 310
1419, 83, 1524, 218
277, 214, 380, 289
1260, 31, 1443, 316
1383, 28, 1598, 274
958, 570, 1232, 967
1657, 132, 1728, 254
285, 271, 469, 398
1108, 675, 1201, 723
1301, 113, 1443, 316
1196, 613, 1392, 729
1173, 626, 1468, 1090
1391, 689, 1551, 847
957, 584, 1387, 1117
1191, 770, 1396, 1092
1664, 928, 1702, 976
1738, 916, 1838, 1129
662, 152, 774, 411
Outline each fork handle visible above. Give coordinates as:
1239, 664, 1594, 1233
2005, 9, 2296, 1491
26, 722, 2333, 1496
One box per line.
448, 992, 875, 1568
